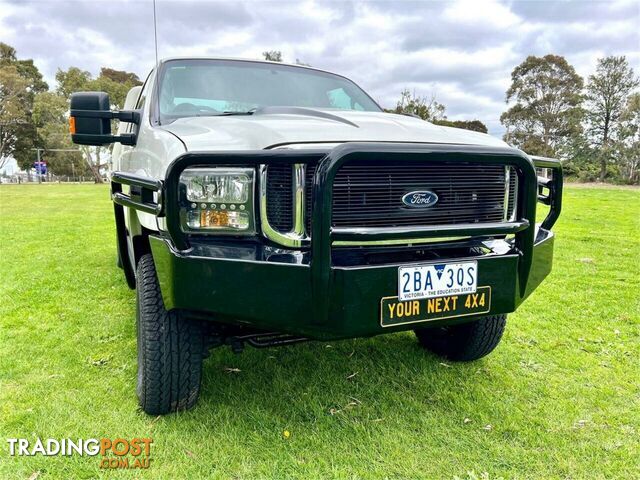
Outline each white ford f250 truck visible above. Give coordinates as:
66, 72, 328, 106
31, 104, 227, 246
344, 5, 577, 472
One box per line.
69, 57, 562, 415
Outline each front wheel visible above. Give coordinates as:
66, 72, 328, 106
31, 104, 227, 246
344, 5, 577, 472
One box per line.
414, 314, 507, 361
136, 254, 205, 415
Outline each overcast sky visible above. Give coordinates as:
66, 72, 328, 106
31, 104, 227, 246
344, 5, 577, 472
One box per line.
1, 0, 638, 136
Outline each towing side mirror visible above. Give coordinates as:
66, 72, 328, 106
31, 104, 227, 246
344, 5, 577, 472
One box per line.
69, 91, 140, 146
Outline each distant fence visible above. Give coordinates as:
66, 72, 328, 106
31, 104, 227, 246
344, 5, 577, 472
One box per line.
1, 173, 108, 184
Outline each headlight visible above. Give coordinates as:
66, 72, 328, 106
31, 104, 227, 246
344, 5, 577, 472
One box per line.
179, 168, 255, 234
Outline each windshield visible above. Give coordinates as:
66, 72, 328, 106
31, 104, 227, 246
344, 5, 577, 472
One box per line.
157, 59, 381, 123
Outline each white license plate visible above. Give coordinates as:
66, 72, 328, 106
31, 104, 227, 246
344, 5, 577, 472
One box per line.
398, 261, 478, 301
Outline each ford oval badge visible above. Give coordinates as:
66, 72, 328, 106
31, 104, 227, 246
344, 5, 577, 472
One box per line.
402, 191, 439, 208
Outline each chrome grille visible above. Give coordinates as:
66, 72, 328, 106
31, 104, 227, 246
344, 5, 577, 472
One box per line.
265, 162, 518, 239
305, 163, 517, 233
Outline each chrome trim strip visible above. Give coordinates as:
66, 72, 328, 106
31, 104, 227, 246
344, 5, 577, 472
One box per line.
260, 164, 310, 248
503, 166, 510, 222
510, 169, 519, 222
293, 163, 306, 236
332, 220, 529, 240
334, 236, 471, 247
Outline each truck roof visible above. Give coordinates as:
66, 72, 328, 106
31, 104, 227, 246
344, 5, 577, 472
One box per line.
158, 56, 336, 76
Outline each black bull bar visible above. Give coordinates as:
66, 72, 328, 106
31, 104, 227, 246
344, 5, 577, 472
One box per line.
111, 143, 562, 326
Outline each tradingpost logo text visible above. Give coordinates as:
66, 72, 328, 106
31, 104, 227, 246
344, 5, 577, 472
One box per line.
6, 438, 153, 469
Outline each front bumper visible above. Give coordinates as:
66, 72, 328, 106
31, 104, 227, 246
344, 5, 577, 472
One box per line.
149, 228, 555, 340
112, 143, 563, 341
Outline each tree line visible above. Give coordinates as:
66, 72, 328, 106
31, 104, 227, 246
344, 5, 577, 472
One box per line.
393, 54, 638, 184
0, 42, 142, 182
1, 44, 637, 183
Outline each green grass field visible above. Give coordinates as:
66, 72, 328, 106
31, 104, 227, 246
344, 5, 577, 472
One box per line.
0, 184, 638, 479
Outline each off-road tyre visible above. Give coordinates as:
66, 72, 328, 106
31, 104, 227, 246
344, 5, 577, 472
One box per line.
136, 254, 205, 415
414, 314, 507, 361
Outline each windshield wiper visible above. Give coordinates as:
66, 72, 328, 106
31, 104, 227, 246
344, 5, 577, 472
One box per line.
180, 109, 257, 118
219, 108, 257, 116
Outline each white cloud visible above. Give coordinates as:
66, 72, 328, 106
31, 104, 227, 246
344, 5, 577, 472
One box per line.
0, 0, 637, 137
443, 0, 520, 28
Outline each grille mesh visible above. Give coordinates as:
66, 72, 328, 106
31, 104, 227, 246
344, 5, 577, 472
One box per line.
265, 164, 293, 232
306, 163, 515, 233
